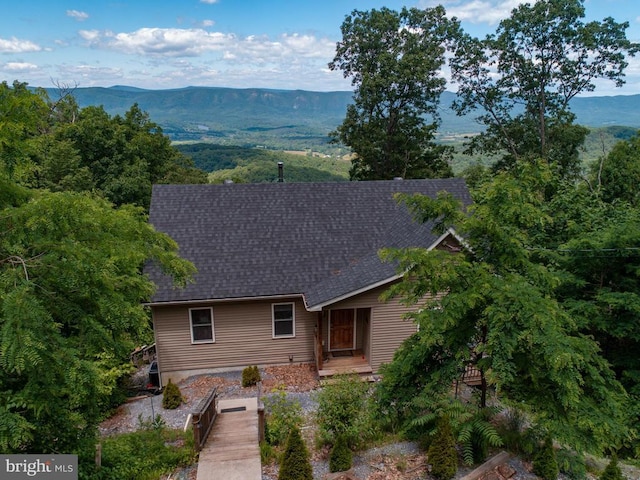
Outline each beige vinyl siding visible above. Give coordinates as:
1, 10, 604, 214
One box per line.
326, 283, 422, 372
152, 298, 316, 380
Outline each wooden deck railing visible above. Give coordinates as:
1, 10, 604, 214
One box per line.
192, 386, 219, 451
313, 332, 323, 371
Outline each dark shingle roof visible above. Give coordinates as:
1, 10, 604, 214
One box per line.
147, 178, 471, 308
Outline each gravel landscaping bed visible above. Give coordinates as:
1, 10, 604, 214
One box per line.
100, 364, 636, 480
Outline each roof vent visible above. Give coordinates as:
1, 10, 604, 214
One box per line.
278, 162, 284, 183
393, 177, 403, 180
224, 179, 234, 184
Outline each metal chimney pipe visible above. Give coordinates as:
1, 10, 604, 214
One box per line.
277, 162, 284, 183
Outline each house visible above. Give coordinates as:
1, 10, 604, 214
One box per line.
146, 178, 471, 385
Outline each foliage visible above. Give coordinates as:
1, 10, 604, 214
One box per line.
557, 448, 587, 480
264, 384, 303, 446
379, 160, 632, 454
427, 416, 458, 480
242, 365, 261, 387
78, 427, 195, 480
0, 83, 207, 210
533, 436, 560, 480
329, 435, 353, 473
494, 407, 533, 456
278, 425, 313, 480
0, 187, 195, 454
329, 6, 459, 180
449, 0, 639, 178
315, 374, 377, 448
162, 380, 184, 409
599, 453, 624, 480
260, 440, 277, 465
594, 132, 640, 206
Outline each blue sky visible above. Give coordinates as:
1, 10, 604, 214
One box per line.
2, 0, 639, 95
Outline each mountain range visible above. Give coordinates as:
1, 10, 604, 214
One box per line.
51, 85, 640, 150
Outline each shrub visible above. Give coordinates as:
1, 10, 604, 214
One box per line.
599, 454, 624, 480
264, 384, 303, 446
242, 365, 261, 387
315, 373, 375, 448
428, 416, 458, 480
162, 379, 183, 409
557, 448, 587, 480
533, 436, 559, 480
79, 427, 195, 480
329, 435, 353, 473
260, 440, 276, 464
278, 425, 313, 480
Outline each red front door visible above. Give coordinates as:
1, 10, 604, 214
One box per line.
330, 309, 354, 350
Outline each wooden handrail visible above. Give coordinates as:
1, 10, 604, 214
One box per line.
192, 386, 219, 451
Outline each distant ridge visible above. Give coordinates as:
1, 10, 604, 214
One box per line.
43, 85, 640, 144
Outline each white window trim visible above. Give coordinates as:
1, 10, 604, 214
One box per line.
189, 307, 215, 344
272, 302, 295, 339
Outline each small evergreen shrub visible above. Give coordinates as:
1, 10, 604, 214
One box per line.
427, 415, 458, 480
278, 425, 313, 480
557, 448, 587, 480
329, 435, 352, 473
242, 365, 261, 387
533, 436, 559, 480
599, 454, 624, 480
162, 379, 183, 409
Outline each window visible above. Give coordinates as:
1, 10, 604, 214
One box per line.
272, 303, 295, 338
190, 307, 214, 343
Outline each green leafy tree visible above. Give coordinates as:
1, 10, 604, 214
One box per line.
0, 81, 50, 177
278, 425, 313, 480
51, 103, 206, 209
593, 131, 640, 206
329, 6, 459, 180
450, 0, 638, 178
379, 161, 631, 454
0, 185, 195, 453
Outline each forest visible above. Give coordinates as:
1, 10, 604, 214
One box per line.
0, 0, 639, 478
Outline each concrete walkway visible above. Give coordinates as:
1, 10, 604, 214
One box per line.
196, 397, 262, 480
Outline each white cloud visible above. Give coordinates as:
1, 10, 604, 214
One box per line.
88, 28, 234, 57
202, 19, 215, 27
0, 36, 41, 53
79, 27, 335, 63
67, 10, 89, 22
199, 0, 219, 3
79, 30, 101, 42
418, 0, 524, 25
4, 61, 38, 71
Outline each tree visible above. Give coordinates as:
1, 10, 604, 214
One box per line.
329, 6, 459, 180
450, 0, 638, 178
0, 185, 195, 453
50, 103, 206, 209
593, 131, 640, 206
378, 161, 631, 453
278, 425, 313, 480
0, 81, 49, 177
533, 435, 560, 480
427, 416, 458, 480
599, 453, 624, 480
